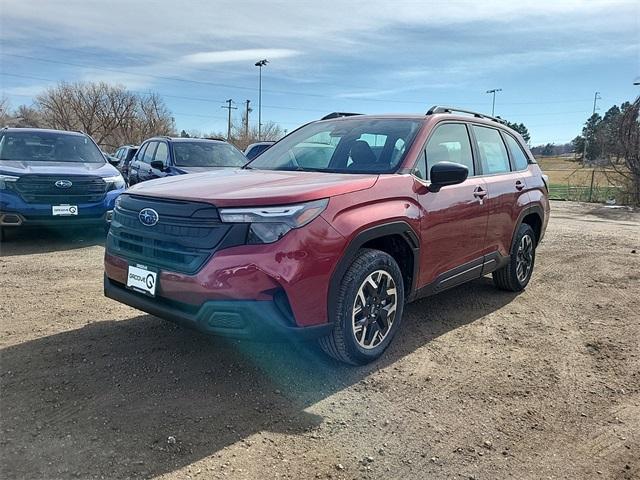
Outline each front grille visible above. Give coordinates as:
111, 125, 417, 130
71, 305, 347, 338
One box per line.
107, 194, 248, 274
15, 175, 107, 204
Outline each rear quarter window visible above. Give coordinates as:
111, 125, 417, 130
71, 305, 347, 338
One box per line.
503, 133, 530, 171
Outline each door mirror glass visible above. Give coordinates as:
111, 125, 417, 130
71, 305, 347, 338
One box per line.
429, 162, 468, 192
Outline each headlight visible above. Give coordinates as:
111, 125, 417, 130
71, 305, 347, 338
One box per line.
104, 174, 126, 191
0, 174, 19, 190
219, 198, 328, 244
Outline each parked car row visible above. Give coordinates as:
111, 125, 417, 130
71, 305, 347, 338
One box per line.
0, 130, 260, 240
1, 109, 550, 364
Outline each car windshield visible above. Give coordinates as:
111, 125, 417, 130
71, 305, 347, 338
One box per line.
0, 131, 105, 163
172, 141, 247, 168
246, 118, 422, 173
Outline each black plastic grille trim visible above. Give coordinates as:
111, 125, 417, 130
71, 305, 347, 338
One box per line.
106, 194, 248, 274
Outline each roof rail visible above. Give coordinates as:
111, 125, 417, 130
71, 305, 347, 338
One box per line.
320, 112, 363, 120
426, 106, 506, 124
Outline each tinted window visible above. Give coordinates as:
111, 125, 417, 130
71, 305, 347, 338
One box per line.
472, 126, 511, 174
424, 123, 474, 179
172, 142, 247, 167
142, 142, 157, 163
154, 142, 169, 163
504, 134, 529, 171
248, 118, 422, 173
0, 131, 105, 163
125, 147, 138, 162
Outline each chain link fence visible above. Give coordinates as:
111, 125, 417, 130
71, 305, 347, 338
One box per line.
544, 166, 635, 205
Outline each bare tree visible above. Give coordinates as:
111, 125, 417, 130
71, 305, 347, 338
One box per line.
603, 97, 640, 205
616, 97, 640, 204
35, 82, 174, 150
0, 96, 11, 126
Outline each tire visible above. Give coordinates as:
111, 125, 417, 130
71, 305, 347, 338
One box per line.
319, 248, 405, 365
493, 223, 536, 292
0, 227, 4, 242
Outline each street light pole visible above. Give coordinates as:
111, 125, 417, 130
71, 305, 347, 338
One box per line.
254, 59, 268, 140
486, 88, 502, 116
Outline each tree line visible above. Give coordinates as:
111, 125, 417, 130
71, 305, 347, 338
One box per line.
0, 81, 283, 151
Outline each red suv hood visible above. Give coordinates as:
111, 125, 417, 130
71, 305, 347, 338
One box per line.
127, 169, 378, 207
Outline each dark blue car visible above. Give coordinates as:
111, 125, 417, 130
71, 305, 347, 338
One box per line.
127, 137, 248, 185
0, 128, 126, 240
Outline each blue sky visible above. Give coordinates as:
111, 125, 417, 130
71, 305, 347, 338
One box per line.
1, 0, 638, 145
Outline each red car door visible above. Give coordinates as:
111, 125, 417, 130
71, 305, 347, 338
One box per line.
414, 122, 489, 291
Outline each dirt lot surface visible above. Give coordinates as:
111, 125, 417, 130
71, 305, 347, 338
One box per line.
1, 201, 639, 480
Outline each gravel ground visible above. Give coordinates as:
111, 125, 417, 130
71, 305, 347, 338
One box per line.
1, 200, 638, 480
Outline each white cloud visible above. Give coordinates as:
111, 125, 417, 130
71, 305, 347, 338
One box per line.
182, 49, 300, 64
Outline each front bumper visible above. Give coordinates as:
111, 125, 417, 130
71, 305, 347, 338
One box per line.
0, 189, 122, 227
104, 275, 333, 340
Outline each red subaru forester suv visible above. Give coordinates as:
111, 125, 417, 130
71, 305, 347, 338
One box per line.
104, 107, 549, 364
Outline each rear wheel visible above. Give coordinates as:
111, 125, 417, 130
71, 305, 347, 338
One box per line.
319, 249, 404, 365
493, 223, 536, 292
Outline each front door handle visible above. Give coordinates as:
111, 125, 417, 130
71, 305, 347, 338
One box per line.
473, 186, 487, 198
515, 180, 525, 191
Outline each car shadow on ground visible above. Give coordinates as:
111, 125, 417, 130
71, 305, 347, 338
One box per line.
0, 278, 518, 479
0, 226, 106, 256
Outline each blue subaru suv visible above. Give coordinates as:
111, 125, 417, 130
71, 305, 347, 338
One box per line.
0, 128, 126, 240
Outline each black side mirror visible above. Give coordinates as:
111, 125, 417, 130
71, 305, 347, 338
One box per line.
429, 162, 468, 192
106, 155, 119, 166
150, 160, 165, 171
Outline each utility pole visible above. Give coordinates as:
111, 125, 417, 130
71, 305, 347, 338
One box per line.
221, 99, 237, 141
255, 59, 268, 140
244, 100, 251, 139
582, 91, 601, 162
486, 88, 502, 116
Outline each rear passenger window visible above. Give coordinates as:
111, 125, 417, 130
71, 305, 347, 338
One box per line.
422, 123, 474, 179
142, 142, 157, 163
472, 126, 511, 174
504, 134, 530, 171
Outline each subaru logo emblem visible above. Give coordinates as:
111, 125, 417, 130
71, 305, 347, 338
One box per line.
139, 208, 159, 226
55, 179, 73, 189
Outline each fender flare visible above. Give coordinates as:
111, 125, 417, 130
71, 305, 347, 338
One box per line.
327, 221, 420, 322
513, 204, 545, 246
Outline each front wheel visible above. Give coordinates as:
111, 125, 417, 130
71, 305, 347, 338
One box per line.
493, 223, 536, 292
319, 249, 405, 365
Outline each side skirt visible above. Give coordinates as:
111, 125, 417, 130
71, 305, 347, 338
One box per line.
409, 251, 509, 302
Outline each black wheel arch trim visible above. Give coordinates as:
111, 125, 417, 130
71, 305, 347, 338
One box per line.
328, 221, 420, 322
513, 204, 545, 244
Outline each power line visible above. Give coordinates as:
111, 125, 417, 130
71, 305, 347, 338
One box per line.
6, 46, 600, 106
0, 53, 598, 107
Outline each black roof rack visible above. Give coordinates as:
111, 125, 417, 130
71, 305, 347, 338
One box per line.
426, 106, 506, 124
320, 112, 363, 120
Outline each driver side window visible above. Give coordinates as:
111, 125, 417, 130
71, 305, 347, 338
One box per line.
415, 123, 474, 180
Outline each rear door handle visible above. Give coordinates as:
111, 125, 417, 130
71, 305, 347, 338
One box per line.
515, 180, 525, 191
